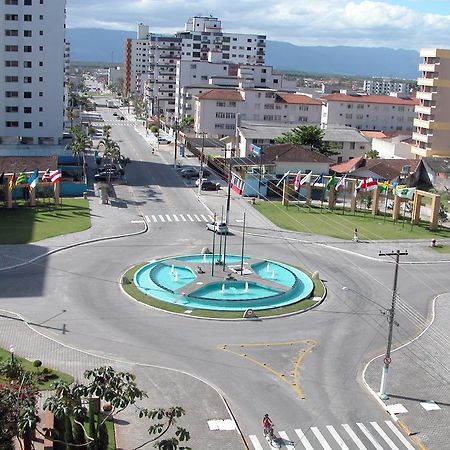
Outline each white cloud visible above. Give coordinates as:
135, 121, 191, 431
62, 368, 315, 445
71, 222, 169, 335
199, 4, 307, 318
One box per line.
66, 0, 450, 49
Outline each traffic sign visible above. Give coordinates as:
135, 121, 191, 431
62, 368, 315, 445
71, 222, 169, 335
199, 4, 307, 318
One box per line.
384, 357, 392, 365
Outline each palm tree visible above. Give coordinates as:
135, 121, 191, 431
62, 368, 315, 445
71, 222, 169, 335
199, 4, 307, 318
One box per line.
102, 125, 112, 139
67, 126, 90, 165
98, 137, 121, 182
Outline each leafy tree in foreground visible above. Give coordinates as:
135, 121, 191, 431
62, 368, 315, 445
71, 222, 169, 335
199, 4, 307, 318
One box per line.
275, 125, 339, 157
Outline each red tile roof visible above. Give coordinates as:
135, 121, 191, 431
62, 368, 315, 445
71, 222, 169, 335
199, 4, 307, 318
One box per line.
263, 144, 333, 163
0, 156, 58, 174
330, 156, 365, 174
196, 89, 243, 101
276, 93, 323, 105
323, 93, 418, 106
360, 130, 390, 139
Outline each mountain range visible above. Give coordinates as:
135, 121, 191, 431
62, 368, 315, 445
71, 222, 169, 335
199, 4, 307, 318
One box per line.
66, 28, 420, 79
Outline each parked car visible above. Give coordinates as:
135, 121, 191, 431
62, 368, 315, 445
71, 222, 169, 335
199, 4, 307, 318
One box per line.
195, 177, 210, 186
206, 221, 228, 234
94, 169, 121, 181
97, 164, 124, 175
112, 112, 118, 116
119, 116, 125, 121
158, 137, 171, 144
180, 168, 199, 178
200, 180, 220, 191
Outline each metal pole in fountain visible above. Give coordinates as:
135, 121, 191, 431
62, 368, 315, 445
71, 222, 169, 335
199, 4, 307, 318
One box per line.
221, 284, 225, 293
218, 206, 224, 265
211, 213, 216, 277
240, 212, 246, 275
171, 264, 175, 274
174, 270, 178, 281
222, 148, 234, 271
271, 270, 275, 279
266, 262, 270, 272
244, 281, 249, 292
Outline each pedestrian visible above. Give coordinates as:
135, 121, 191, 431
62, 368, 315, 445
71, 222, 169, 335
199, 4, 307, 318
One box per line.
352, 228, 359, 243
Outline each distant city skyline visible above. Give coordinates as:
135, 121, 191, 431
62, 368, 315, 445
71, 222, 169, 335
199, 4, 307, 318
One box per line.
66, 0, 450, 50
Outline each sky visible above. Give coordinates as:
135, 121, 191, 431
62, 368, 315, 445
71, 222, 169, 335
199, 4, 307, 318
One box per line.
66, 0, 450, 50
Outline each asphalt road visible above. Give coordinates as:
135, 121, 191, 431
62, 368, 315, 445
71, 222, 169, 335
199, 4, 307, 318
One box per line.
1, 102, 448, 449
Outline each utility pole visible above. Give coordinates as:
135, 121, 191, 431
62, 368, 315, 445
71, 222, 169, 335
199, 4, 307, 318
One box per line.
174, 118, 178, 169
198, 132, 205, 196
222, 149, 234, 271
378, 249, 408, 400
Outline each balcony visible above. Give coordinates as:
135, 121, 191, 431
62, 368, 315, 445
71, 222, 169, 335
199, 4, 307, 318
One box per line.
416, 90, 436, 101
419, 63, 439, 73
412, 131, 432, 144
417, 77, 436, 87
414, 118, 434, 129
415, 104, 433, 115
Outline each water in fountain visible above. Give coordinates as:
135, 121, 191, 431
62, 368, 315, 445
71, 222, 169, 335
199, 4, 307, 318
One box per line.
173, 270, 179, 281
271, 270, 276, 279
171, 264, 175, 274
244, 281, 249, 292
221, 284, 225, 293
266, 262, 270, 272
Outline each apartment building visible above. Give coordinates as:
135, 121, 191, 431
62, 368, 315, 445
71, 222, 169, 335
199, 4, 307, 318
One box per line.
321, 92, 417, 132
1, 0, 67, 145
363, 79, 412, 95
411, 48, 450, 158
194, 88, 322, 137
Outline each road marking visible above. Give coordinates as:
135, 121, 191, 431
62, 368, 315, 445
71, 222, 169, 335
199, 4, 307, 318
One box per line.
131, 220, 145, 224
208, 215, 214, 221
278, 431, 295, 449
342, 424, 367, 449
370, 422, 399, 450
173, 215, 179, 222
384, 421, 415, 450
201, 214, 208, 221
158, 214, 165, 222
311, 427, 332, 450
327, 425, 349, 449
151, 215, 157, 222
179, 214, 187, 222
248, 435, 264, 450
194, 214, 202, 222
165, 214, 172, 222
356, 423, 383, 450
144, 216, 150, 223
295, 428, 314, 450
187, 214, 194, 222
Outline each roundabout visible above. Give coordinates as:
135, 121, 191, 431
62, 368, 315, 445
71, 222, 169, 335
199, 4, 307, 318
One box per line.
126, 254, 324, 318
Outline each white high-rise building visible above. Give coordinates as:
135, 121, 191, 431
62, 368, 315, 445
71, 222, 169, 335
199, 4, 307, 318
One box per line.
0, 0, 67, 145
363, 79, 412, 95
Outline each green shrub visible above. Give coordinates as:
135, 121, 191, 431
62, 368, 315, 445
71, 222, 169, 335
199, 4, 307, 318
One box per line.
33, 360, 42, 368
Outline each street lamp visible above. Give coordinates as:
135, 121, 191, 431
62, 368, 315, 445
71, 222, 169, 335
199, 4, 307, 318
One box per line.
9, 345, 15, 363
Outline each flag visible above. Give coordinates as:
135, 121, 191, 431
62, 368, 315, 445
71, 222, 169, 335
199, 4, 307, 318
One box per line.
276, 171, 290, 187
250, 144, 262, 157
41, 168, 51, 182
326, 174, 335, 191
8, 173, 16, 190
27, 169, 39, 189
396, 187, 416, 200
335, 173, 347, 191
294, 171, 301, 191
0, 172, 4, 186
300, 171, 313, 186
50, 170, 62, 183
312, 173, 324, 186
16, 172, 28, 185
365, 178, 378, 191
378, 180, 389, 193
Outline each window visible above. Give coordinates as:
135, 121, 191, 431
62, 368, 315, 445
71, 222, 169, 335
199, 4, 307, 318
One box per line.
349, 142, 355, 150
24, 76, 32, 83
24, 14, 32, 21
24, 91, 32, 98
5, 14, 19, 20
24, 30, 32, 37
5, 45, 18, 51
24, 61, 32, 67
39, 14, 43, 19
24, 107, 32, 113
264, 104, 274, 110
38, 107, 43, 112
5, 91, 18, 97
5, 0, 19, 4
229, 101, 236, 107
39, 30, 43, 35
345, 113, 352, 119
5, 76, 18, 82
216, 101, 225, 107
39, 45, 43, 51
6, 121, 19, 127
39, 122, 43, 127
24, 45, 32, 52
39, 61, 43, 66
24, 0, 32, 4
298, 116, 308, 122
5, 106, 18, 112
5, 29, 18, 36
24, 122, 32, 128
38, 76, 43, 81
5, 60, 18, 67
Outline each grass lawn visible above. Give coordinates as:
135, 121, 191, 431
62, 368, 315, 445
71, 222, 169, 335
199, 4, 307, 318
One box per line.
122, 263, 324, 319
0, 347, 73, 390
0, 199, 91, 244
432, 244, 450, 253
253, 202, 450, 241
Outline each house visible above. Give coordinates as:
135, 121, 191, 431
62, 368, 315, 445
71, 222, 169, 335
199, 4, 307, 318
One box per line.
420, 158, 450, 191
361, 131, 413, 159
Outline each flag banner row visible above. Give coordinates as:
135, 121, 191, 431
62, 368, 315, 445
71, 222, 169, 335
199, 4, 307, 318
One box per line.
1, 169, 62, 191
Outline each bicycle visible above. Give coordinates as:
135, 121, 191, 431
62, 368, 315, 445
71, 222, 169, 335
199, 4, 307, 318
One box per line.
263, 425, 281, 449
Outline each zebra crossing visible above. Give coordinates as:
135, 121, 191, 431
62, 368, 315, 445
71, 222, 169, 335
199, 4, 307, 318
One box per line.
144, 213, 214, 224
248, 420, 416, 450
92, 120, 134, 126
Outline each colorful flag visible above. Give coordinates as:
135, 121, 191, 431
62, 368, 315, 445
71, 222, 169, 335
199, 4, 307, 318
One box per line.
16, 172, 28, 185
365, 178, 378, 191
250, 144, 262, 157
312, 173, 324, 186
396, 187, 416, 200
335, 173, 347, 191
378, 180, 389, 193
41, 168, 51, 181
276, 171, 290, 187
27, 169, 39, 189
50, 170, 62, 183
294, 171, 301, 191
8, 173, 16, 190
300, 171, 313, 186
326, 174, 335, 191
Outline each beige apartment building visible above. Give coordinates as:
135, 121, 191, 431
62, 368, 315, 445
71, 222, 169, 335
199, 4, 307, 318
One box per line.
411, 48, 450, 158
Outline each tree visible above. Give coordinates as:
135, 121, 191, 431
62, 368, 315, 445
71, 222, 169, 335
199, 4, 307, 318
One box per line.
67, 126, 90, 168
275, 125, 339, 157
365, 149, 380, 159
179, 116, 194, 130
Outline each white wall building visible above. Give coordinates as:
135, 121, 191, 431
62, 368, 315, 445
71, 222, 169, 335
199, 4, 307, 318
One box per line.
363, 79, 413, 95
321, 92, 417, 132
0, 0, 67, 145
194, 89, 322, 138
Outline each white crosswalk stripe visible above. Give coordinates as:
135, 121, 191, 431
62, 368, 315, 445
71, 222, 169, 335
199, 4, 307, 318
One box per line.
143, 212, 214, 224
165, 214, 172, 222
187, 214, 194, 221
158, 214, 165, 222
151, 215, 157, 222
179, 214, 187, 221
173, 214, 179, 222
327, 425, 349, 449
208, 215, 214, 221
201, 214, 208, 221
295, 428, 314, 450
248, 421, 413, 450
145, 215, 150, 223
194, 214, 202, 222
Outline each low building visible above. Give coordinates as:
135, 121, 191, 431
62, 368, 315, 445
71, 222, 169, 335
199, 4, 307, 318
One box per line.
420, 158, 450, 191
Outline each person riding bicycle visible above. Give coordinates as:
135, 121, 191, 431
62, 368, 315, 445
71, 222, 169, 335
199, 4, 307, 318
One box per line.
262, 413, 274, 436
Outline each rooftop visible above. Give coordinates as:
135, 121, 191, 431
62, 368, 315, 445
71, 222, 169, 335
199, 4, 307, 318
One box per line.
275, 93, 323, 105
322, 93, 418, 106
263, 144, 334, 164
0, 155, 58, 174
196, 89, 243, 101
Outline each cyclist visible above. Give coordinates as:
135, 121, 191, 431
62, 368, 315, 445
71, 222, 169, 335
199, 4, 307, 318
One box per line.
262, 413, 274, 436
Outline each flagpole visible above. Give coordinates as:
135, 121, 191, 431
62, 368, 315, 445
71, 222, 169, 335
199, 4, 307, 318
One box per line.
342, 186, 346, 215
383, 191, 389, 223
